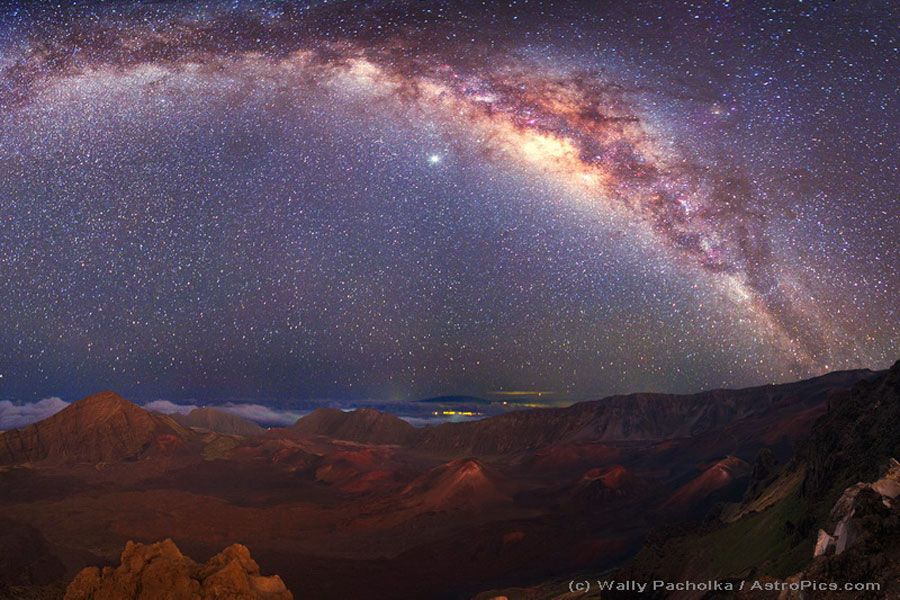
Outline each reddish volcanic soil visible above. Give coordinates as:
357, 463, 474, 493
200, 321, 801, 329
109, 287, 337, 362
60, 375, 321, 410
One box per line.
659, 456, 751, 516
0, 370, 876, 599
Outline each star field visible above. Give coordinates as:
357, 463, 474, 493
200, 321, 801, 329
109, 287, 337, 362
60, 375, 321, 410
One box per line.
0, 1, 896, 405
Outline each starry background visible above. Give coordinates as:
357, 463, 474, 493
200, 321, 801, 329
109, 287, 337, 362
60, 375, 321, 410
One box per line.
0, 0, 896, 407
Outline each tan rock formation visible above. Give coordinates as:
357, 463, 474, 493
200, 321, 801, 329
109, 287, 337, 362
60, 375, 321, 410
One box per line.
64, 539, 292, 600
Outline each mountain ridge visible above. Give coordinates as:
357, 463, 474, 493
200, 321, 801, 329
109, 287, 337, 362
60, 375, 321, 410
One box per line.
0, 391, 190, 465
0, 368, 877, 465
380, 369, 874, 454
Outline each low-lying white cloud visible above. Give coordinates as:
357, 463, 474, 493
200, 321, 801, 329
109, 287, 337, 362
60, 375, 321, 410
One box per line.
401, 415, 483, 428
0, 397, 70, 429
218, 403, 303, 426
143, 399, 198, 415
143, 399, 302, 427
0, 396, 481, 431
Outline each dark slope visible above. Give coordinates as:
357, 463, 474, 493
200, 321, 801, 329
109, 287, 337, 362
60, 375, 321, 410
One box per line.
414, 369, 874, 455
608, 361, 900, 599
290, 369, 873, 455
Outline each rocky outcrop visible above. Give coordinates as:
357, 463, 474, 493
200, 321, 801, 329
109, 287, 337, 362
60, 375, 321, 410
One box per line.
814, 458, 900, 557
777, 482, 899, 600
0, 392, 190, 465
604, 361, 899, 599
64, 539, 292, 600
744, 447, 778, 501
800, 361, 899, 500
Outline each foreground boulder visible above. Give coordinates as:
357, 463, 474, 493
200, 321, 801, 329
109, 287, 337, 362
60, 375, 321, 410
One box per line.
64, 539, 292, 600
815, 458, 900, 557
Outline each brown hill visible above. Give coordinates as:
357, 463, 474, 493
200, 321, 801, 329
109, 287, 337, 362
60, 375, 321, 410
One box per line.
564, 465, 645, 509
314, 447, 382, 477
660, 455, 751, 514
64, 539, 292, 600
580, 464, 636, 491
400, 458, 508, 510
0, 391, 189, 464
289, 408, 416, 445
171, 407, 264, 437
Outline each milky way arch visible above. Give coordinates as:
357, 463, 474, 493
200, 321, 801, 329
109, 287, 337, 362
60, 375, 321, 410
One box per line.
3, 2, 890, 400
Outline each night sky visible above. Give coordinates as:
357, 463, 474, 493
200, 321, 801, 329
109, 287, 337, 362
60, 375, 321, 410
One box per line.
0, 1, 896, 406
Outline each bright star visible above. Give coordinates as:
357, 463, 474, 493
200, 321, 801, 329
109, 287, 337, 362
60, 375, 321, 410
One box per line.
428, 154, 442, 164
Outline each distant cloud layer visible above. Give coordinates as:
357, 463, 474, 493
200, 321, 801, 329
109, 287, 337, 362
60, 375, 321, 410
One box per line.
0, 397, 69, 429
401, 415, 483, 428
143, 400, 302, 426
0, 395, 478, 431
143, 399, 198, 415
218, 404, 303, 427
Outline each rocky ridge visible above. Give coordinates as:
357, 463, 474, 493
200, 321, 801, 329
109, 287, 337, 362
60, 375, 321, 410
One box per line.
64, 539, 292, 600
